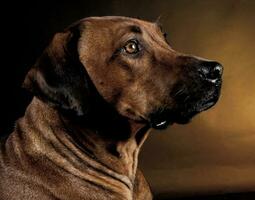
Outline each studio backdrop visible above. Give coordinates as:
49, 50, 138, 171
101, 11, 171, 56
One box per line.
1, 0, 255, 198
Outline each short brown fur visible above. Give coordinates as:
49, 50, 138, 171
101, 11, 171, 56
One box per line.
0, 16, 222, 200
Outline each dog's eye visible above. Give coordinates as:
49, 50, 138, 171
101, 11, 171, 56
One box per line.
124, 40, 139, 54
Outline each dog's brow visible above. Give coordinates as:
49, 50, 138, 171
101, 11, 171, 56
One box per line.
129, 25, 142, 34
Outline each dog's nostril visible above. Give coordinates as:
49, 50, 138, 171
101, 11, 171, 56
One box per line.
210, 64, 223, 80
199, 61, 223, 83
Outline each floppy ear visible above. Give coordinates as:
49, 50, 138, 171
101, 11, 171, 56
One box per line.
23, 26, 90, 116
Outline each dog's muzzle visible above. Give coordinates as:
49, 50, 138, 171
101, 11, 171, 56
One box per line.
150, 60, 223, 129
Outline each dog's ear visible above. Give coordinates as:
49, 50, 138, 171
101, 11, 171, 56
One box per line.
23, 26, 90, 116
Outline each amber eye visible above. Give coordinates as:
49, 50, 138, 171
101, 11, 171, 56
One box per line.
124, 40, 139, 54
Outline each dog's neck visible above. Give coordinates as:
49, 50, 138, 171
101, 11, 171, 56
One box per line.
18, 97, 150, 188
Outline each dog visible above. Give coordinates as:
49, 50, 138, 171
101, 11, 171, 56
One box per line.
0, 16, 223, 200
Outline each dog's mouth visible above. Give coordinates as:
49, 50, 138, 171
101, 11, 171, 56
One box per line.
149, 92, 220, 129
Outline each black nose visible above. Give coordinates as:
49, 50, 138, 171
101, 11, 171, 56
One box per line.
198, 61, 223, 84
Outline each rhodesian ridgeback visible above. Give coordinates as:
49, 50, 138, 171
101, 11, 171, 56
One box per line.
0, 16, 223, 200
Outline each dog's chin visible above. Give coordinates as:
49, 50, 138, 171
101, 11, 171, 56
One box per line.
175, 98, 218, 124
150, 97, 219, 130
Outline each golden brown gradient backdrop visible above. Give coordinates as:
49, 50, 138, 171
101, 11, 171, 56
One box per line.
2, 0, 254, 199
109, 0, 255, 197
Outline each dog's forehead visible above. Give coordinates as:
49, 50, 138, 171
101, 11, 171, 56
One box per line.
80, 16, 160, 35
77, 16, 170, 62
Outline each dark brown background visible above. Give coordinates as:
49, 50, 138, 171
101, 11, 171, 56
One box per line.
1, 0, 255, 199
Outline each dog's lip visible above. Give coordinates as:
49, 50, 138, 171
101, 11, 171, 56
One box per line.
173, 95, 219, 124
196, 100, 215, 112
149, 95, 220, 129
149, 111, 174, 129
155, 121, 167, 127
150, 119, 172, 129
195, 94, 220, 112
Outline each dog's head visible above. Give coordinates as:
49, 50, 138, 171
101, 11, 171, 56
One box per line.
24, 16, 223, 129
